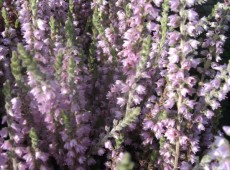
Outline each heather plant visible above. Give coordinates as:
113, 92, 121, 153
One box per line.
196, 126, 230, 170
0, 0, 229, 170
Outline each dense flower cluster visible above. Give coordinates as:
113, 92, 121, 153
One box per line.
197, 126, 230, 170
0, 0, 229, 169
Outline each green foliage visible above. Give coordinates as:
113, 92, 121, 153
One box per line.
112, 107, 141, 133
125, 4, 131, 18
137, 36, 151, 74
54, 50, 63, 79
65, 17, 76, 46
91, 107, 141, 154
149, 150, 158, 163
159, 137, 166, 148
92, 8, 103, 34
17, 44, 33, 67
61, 111, 71, 131
3, 80, 11, 102
67, 57, 76, 84
115, 134, 124, 149
159, 0, 169, 51
69, 0, 74, 15
49, 16, 56, 38
11, 51, 22, 82
117, 152, 134, 170
2, 7, 9, 28
29, 127, 39, 149
157, 110, 168, 121
29, 0, 37, 16
17, 44, 43, 81
14, 19, 20, 29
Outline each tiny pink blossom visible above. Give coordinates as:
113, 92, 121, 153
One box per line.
37, 19, 46, 31
136, 85, 146, 95
117, 97, 126, 107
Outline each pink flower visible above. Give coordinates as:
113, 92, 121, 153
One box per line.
67, 151, 75, 158
186, 0, 195, 7
205, 110, 214, 119
223, 83, 230, 93
181, 88, 189, 97
156, 78, 165, 88
212, 78, 221, 89
164, 99, 175, 109
143, 120, 154, 130
97, 148, 105, 156
18, 163, 27, 170
185, 100, 196, 109
117, 97, 126, 107
105, 141, 113, 150
147, 22, 158, 32
190, 139, 200, 153
187, 9, 198, 21
168, 31, 180, 46
117, 11, 126, 20
0, 128, 8, 138
78, 156, 86, 164
168, 48, 179, 64
220, 161, 230, 170
33, 29, 44, 40
35, 152, 49, 162
1, 140, 12, 150
197, 123, 205, 131
153, 0, 163, 7
133, 95, 142, 105
136, 85, 146, 95
189, 39, 200, 49
179, 136, 189, 145
182, 43, 193, 55
187, 24, 196, 36
190, 58, 201, 68
178, 105, 188, 114
186, 76, 197, 87
176, 70, 185, 81
70, 139, 77, 147
34, 41, 43, 50
168, 15, 181, 28
218, 90, 227, 101
37, 19, 46, 31
210, 100, 220, 110
169, 0, 180, 12
165, 128, 178, 143
180, 162, 192, 170
23, 153, 33, 162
